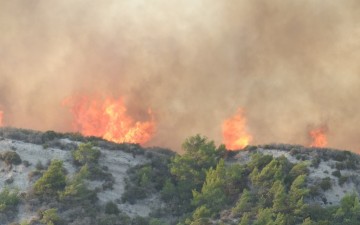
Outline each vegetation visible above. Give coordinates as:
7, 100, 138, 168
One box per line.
72, 143, 101, 165
1, 151, 22, 165
1, 130, 360, 225
33, 160, 66, 196
0, 187, 20, 212
40, 208, 61, 225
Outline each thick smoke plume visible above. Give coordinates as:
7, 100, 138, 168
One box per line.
1, 1, 360, 151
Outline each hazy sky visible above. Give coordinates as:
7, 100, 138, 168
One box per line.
1, 0, 360, 151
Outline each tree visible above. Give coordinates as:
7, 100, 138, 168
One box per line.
170, 135, 225, 189
239, 213, 250, 225
270, 181, 288, 213
233, 189, 253, 215
253, 157, 291, 189
60, 164, 93, 201
72, 142, 100, 165
274, 213, 286, 225
169, 135, 225, 213
334, 193, 360, 224
34, 160, 66, 196
301, 218, 313, 225
192, 160, 227, 215
289, 175, 309, 215
253, 208, 273, 225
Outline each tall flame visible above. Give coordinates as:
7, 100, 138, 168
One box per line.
0, 111, 3, 127
309, 126, 328, 148
63, 96, 155, 144
222, 109, 253, 150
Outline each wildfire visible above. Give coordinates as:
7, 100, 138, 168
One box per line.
222, 109, 253, 150
63, 96, 155, 145
309, 125, 328, 148
0, 111, 3, 126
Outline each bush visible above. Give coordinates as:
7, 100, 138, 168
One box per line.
40, 208, 61, 225
97, 214, 131, 225
35, 160, 45, 170
1, 151, 22, 165
105, 201, 120, 215
311, 158, 321, 168
33, 160, 66, 196
320, 177, 332, 191
332, 170, 341, 178
338, 176, 349, 186
72, 143, 101, 165
132, 216, 149, 225
59, 165, 97, 203
0, 187, 20, 212
335, 163, 346, 170
22, 160, 31, 167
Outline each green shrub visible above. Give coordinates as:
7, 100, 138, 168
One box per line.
0, 187, 20, 212
40, 208, 60, 225
248, 153, 273, 171
59, 164, 96, 202
72, 143, 101, 165
1, 151, 22, 165
33, 160, 66, 196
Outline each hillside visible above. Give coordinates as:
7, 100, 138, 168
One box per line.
1, 128, 360, 225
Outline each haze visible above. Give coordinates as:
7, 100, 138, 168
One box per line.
1, 0, 360, 151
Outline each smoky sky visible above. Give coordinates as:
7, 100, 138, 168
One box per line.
1, 0, 360, 152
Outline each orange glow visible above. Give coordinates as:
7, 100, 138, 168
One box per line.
63, 96, 155, 145
309, 126, 328, 148
222, 109, 252, 150
0, 111, 3, 126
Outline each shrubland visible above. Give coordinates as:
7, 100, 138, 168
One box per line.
1, 128, 360, 225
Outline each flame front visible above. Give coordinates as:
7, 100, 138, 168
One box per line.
309, 126, 328, 148
222, 109, 252, 150
63, 96, 155, 145
0, 111, 3, 127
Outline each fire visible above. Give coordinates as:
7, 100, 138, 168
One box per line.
0, 111, 3, 127
63, 96, 155, 145
222, 109, 253, 150
309, 126, 328, 148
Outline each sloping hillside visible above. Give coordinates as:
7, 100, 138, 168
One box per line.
1, 129, 360, 225
0, 128, 171, 225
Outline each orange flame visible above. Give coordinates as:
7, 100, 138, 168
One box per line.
222, 109, 253, 150
309, 126, 328, 148
0, 111, 3, 127
63, 96, 155, 145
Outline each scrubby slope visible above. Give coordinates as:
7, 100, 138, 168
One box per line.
0, 128, 170, 225
1, 129, 360, 225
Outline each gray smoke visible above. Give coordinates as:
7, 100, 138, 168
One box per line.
1, 0, 360, 151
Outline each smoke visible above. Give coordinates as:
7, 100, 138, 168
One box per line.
1, 0, 360, 151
